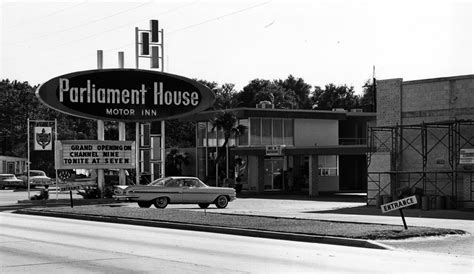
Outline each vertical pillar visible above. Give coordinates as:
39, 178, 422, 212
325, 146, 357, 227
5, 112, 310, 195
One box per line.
118, 51, 126, 185
27, 118, 30, 199
257, 156, 264, 192
161, 120, 165, 178
135, 123, 140, 184
309, 155, 319, 196
97, 50, 105, 197
54, 119, 58, 200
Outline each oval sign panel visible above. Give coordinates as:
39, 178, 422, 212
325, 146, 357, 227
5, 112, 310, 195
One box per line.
36, 69, 215, 122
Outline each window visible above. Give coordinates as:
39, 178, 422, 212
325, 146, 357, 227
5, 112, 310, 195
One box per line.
250, 118, 261, 145
248, 118, 294, 146
238, 119, 249, 146
283, 119, 293, 145
273, 119, 283, 145
318, 155, 338, 176
197, 122, 207, 147
262, 118, 272, 144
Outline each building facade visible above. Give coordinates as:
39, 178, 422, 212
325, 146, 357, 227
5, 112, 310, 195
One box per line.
368, 74, 474, 208
191, 107, 375, 196
0, 155, 27, 175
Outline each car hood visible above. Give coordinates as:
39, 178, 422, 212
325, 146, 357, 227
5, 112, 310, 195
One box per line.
30, 176, 51, 180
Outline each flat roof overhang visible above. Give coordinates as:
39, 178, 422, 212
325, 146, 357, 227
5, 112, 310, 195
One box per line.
184, 108, 352, 121
230, 145, 368, 156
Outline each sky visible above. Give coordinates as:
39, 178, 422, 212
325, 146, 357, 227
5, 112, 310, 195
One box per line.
1, 0, 473, 94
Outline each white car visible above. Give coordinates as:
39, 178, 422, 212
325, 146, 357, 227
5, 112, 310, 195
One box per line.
114, 176, 236, 209
0, 174, 25, 189
19, 170, 52, 187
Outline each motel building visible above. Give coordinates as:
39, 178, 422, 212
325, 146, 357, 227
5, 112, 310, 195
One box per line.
190, 102, 376, 196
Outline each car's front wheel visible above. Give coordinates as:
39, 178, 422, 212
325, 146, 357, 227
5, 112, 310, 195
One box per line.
215, 195, 229, 208
137, 201, 152, 208
198, 203, 209, 209
154, 197, 169, 209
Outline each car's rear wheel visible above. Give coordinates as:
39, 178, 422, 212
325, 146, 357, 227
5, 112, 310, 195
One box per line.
198, 203, 210, 209
137, 201, 152, 208
154, 197, 169, 208
215, 195, 229, 208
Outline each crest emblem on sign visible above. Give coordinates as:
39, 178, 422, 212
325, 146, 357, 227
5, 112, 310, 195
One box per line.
34, 127, 52, 150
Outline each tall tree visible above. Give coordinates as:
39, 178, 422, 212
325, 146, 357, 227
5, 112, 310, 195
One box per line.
214, 83, 239, 109
360, 78, 376, 112
165, 148, 189, 176
276, 75, 313, 109
210, 111, 247, 179
237, 78, 300, 109
235, 79, 272, 107
311, 84, 360, 110
254, 84, 297, 109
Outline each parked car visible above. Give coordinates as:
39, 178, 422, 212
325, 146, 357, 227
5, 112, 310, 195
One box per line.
114, 176, 236, 209
19, 170, 52, 187
0, 174, 25, 189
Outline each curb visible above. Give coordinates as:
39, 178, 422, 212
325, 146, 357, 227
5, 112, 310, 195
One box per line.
15, 209, 392, 250
17, 198, 118, 205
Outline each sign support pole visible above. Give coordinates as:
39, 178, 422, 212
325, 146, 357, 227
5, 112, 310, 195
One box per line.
399, 209, 408, 230
55, 118, 58, 200
118, 51, 127, 185
27, 118, 30, 199
135, 27, 141, 185
97, 50, 105, 197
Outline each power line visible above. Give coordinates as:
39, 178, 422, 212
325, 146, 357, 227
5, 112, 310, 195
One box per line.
41, 1, 200, 49
168, 1, 270, 34
6, 1, 88, 30
5, 1, 270, 79
5, 1, 152, 46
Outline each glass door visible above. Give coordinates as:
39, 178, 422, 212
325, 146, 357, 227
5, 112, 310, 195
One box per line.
264, 157, 283, 191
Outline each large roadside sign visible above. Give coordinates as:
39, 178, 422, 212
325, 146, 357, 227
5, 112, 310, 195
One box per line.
55, 140, 135, 169
36, 69, 215, 122
381, 195, 418, 213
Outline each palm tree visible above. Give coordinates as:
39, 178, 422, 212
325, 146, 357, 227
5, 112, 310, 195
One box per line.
165, 148, 189, 176
210, 111, 247, 181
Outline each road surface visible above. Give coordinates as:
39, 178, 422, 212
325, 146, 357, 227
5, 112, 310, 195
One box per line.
1, 212, 471, 273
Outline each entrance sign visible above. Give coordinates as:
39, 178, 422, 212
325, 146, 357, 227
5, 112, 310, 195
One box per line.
55, 140, 136, 169
36, 69, 215, 122
381, 195, 417, 213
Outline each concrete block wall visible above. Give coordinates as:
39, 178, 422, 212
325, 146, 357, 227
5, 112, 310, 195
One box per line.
401, 75, 474, 125
376, 78, 402, 127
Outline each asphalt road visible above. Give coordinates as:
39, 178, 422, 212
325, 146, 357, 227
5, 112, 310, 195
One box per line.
2, 189, 474, 256
1, 213, 472, 273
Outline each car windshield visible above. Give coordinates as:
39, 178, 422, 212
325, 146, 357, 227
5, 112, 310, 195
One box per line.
148, 177, 172, 186
30, 171, 45, 176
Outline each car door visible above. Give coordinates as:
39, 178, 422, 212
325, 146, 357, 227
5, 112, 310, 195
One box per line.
182, 179, 208, 203
164, 179, 184, 203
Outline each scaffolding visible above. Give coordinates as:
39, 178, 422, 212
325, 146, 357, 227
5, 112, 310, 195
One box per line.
367, 119, 474, 207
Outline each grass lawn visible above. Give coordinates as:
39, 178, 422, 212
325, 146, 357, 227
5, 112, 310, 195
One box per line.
17, 204, 466, 240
